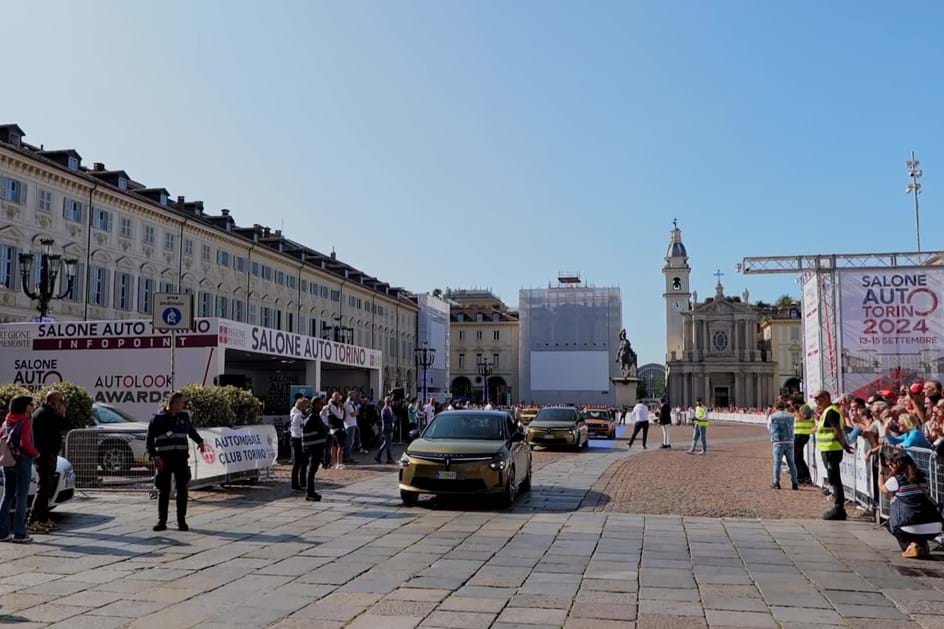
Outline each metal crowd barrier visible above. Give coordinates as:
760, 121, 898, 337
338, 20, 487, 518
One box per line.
64, 428, 275, 491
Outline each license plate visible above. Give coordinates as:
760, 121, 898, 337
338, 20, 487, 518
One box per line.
435, 471, 457, 480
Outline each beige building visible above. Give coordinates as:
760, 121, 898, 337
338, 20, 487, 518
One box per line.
0, 123, 418, 397
760, 304, 803, 395
447, 290, 519, 404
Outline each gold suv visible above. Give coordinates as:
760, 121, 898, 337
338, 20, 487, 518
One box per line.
526, 406, 590, 449
399, 410, 532, 507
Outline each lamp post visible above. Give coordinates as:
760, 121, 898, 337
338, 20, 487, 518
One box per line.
476, 358, 494, 405
18, 239, 78, 320
906, 152, 923, 252
414, 341, 436, 405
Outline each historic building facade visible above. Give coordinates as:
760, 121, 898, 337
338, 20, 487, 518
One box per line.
448, 290, 519, 404
0, 124, 418, 395
760, 303, 803, 395
664, 222, 776, 409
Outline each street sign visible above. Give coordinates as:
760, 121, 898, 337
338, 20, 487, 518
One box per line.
153, 293, 194, 331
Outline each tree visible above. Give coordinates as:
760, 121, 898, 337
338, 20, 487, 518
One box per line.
775, 294, 795, 308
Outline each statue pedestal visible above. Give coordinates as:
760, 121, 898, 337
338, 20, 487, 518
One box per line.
611, 377, 639, 408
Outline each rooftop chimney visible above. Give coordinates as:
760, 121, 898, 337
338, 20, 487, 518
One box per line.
177, 195, 185, 209
93, 162, 105, 171
330, 247, 337, 260
220, 209, 230, 217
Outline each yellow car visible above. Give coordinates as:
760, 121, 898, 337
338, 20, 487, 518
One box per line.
584, 407, 616, 439
517, 406, 540, 428
526, 407, 590, 450
399, 410, 532, 507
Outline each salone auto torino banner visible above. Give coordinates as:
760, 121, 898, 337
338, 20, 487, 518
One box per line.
839, 268, 944, 398
0, 319, 220, 419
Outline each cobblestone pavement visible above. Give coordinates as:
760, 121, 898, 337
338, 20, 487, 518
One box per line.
1, 430, 942, 628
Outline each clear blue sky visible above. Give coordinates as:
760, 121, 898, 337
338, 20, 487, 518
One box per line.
4, 1, 941, 364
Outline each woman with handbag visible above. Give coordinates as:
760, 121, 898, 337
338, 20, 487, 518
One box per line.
0, 395, 40, 544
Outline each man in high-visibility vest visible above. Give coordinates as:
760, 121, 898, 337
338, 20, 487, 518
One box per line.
792, 399, 815, 485
813, 390, 853, 521
687, 398, 709, 455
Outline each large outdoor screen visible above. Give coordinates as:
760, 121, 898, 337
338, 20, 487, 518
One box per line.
530, 350, 609, 391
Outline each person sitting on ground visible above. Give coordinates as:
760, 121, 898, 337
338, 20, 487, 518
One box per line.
885, 414, 932, 450
879, 449, 943, 559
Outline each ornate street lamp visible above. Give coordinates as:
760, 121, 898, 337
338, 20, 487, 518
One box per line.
19, 238, 78, 319
476, 358, 494, 405
414, 341, 436, 404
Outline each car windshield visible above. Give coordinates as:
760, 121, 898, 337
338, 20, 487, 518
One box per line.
535, 408, 577, 422
93, 404, 134, 424
585, 411, 608, 419
424, 413, 505, 440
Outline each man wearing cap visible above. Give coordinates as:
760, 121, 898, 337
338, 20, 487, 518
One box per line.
792, 397, 814, 486
814, 390, 853, 520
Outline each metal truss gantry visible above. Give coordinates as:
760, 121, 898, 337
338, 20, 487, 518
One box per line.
738, 251, 944, 275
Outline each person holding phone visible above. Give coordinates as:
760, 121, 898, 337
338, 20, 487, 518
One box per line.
147, 392, 205, 532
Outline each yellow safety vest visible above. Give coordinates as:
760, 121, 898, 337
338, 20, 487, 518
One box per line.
794, 409, 815, 436
694, 405, 709, 428
816, 404, 844, 452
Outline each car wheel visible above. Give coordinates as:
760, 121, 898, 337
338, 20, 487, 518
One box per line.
400, 490, 419, 506
519, 462, 531, 492
99, 442, 133, 475
499, 466, 517, 507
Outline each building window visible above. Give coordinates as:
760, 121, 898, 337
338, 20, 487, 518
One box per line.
248, 302, 258, 324
93, 208, 112, 232
90, 267, 110, 306
287, 275, 296, 290
201, 244, 211, 262
163, 232, 176, 252
330, 289, 340, 302
310, 318, 318, 337
234, 256, 247, 273
458, 353, 465, 369
276, 310, 283, 330
137, 277, 154, 314
182, 238, 193, 257
493, 330, 500, 341
321, 286, 329, 299
287, 312, 295, 333
456, 313, 465, 322
476, 313, 484, 322
60, 263, 83, 302
493, 353, 499, 369
63, 198, 84, 223
119, 216, 133, 239
199, 292, 212, 317
67, 156, 79, 171
159, 280, 176, 294
215, 295, 228, 318
276, 271, 285, 286
233, 300, 244, 322
117, 176, 128, 190
476, 353, 482, 365
476, 330, 483, 341
251, 262, 260, 277
491, 313, 499, 322
262, 266, 273, 281
38, 189, 52, 212
159, 192, 168, 206
712, 330, 729, 352
143, 225, 155, 246
217, 250, 230, 267
262, 306, 272, 328
790, 326, 800, 342
0, 244, 17, 289
115, 272, 133, 310
458, 330, 464, 341
300, 279, 308, 293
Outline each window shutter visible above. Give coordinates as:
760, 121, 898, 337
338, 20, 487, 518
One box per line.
107, 212, 113, 232
103, 269, 111, 307
62, 197, 69, 219
17, 180, 27, 205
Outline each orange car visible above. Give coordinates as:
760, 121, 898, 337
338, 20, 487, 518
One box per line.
583, 407, 616, 439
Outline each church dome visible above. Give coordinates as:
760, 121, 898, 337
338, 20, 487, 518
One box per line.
667, 241, 687, 258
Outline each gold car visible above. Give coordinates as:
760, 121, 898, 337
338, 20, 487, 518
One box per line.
526, 407, 590, 449
584, 407, 616, 439
517, 406, 540, 428
399, 410, 532, 507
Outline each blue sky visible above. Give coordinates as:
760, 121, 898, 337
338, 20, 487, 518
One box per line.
4, 1, 941, 364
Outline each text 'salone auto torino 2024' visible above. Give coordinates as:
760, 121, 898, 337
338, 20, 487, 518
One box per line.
398, 410, 532, 507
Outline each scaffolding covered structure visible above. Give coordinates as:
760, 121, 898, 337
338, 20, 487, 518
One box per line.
518, 281, 622, 405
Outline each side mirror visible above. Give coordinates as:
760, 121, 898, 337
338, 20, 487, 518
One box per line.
407, 429, 419, 440
510, 432, 525, 443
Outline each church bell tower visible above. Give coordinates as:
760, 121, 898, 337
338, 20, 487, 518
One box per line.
663, 220, 691, 362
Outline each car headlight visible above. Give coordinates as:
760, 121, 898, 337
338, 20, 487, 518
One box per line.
398, 453, 411, 468
488, 457, 507, 471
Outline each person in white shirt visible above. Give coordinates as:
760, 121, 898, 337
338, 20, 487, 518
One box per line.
627, 401, 651, 449
423, 397, 436, 430
289, 397, 309, 491
343, 394, 361, 462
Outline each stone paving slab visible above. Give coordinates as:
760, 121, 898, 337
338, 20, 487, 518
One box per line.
1, 444, 942, 628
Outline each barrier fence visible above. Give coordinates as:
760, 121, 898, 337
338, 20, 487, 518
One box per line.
64, 425, 278, 491
705, 411, 943, 525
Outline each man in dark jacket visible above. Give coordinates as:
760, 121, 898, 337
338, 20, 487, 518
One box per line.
147, 392, 204, 532
29, 391, 65, 533
302, 408, 329, 501
658, 398, 672, 449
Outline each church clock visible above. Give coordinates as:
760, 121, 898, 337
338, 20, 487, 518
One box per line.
674, 301, 682, 311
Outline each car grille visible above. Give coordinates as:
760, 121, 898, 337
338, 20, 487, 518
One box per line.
410, 478, 489, 492
409, 452, 493, 463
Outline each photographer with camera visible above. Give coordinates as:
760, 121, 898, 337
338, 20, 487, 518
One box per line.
879, 449, 943, 559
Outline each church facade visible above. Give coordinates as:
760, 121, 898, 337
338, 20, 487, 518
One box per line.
664, 222, 777, 409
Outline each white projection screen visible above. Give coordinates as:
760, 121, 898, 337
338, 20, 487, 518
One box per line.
530, 351, 609, 391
